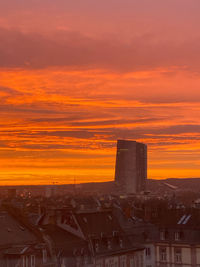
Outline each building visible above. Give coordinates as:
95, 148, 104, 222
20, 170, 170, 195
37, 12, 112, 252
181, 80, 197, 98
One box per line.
0, 208, 54, 266
154, 210, 200, 267
112, 200, 156, 267
115, 140, 147, 194
7, 188, 17, 198
40, 208, 145, 267
45, 185, 57, 198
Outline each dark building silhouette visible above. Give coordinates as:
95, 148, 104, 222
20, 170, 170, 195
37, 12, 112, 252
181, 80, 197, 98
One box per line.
115, 140, 147, 194
7, 188, 17, 198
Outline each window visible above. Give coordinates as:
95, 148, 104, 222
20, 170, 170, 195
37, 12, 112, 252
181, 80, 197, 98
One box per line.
76, 256, 81, 267
26, 256, 29, 267
84, 254, 89, 264
108, 215, 112, 220
107, 240, 111, 250
160, 231, 165, 240
95, 242, 99, 252
105, 257, 118, 267
83, 217, 87, 223
160, 247, 167, 262
120, 255, 127, 267
135, 255, 139, 267
31, 255, 35, 267
174, 231, 181, 241
160, 230, 169, 240
140, 255, 144, 267
130, 258, 134, 267
174, 248, 182, 264
21, 256, 29, 267
22, 256, 25, 267
42, 249, 47, 263
146, 247, 151, 259
96, 259, 103, 267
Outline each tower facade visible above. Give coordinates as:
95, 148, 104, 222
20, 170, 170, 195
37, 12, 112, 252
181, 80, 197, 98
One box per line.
115, 140, 147, 194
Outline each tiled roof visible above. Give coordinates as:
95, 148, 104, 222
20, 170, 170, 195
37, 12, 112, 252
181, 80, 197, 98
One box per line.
43, 224, 88, 255
0, 210, 37, 247
75, 210, 122, 237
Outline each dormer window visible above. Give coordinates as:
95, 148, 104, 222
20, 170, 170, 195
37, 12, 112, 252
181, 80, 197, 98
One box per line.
107, 240, 111, 250
108, 215, 112, 220
119, 239, 123, 248
95, 242, 99, 252
174, 231, 181, 241
160, 231, 165, 240
146, 247, 151, 259
160, 230, 168, 240
112, 230, 118, 237
83, 217, 87, 223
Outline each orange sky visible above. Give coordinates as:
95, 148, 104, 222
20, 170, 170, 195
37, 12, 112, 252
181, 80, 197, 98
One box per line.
1, 1, 200, 185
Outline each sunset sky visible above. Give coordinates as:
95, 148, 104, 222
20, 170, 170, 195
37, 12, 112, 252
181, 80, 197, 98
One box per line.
1, 0, 200, 185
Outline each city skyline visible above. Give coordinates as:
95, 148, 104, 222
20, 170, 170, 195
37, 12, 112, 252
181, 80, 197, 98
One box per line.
1, 1, 200, 184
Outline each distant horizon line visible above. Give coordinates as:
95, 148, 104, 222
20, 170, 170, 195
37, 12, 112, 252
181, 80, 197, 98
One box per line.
1, 177, 200, 187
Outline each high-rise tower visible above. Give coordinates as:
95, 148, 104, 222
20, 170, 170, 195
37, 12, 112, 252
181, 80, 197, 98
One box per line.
115, 140, 147, 194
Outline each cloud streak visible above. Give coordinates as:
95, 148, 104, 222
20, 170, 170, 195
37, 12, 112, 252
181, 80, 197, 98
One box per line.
1, 28, 200, 72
